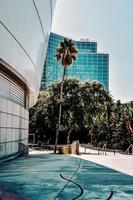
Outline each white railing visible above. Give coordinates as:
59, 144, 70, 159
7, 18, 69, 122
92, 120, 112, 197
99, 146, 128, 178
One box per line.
124, 144, 133, 155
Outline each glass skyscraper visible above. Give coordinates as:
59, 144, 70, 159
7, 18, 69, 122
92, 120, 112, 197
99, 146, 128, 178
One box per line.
41, 32, 109, 90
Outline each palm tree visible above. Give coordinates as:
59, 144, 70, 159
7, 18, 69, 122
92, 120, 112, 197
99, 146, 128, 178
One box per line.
54, 38, 78, 153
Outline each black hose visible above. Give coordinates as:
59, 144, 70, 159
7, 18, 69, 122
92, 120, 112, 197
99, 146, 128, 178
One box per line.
60, 174, 84, 200
54, 159, 81, 199
106, 190, 114, 200
54, 157, 115, 200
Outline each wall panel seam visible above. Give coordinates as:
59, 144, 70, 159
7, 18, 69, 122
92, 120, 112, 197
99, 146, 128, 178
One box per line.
32, 0, 45, 40
0, 21, 39, 73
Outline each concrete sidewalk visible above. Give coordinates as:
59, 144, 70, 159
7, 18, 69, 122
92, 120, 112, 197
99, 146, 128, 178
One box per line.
72, 146, 133, 176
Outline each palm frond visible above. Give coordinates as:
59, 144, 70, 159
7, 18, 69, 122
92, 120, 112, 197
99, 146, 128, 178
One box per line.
55, 37, 78, 66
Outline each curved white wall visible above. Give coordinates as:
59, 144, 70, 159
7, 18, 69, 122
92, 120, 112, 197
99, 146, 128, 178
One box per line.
0, 0, 56, 161
0, 0, 56, 106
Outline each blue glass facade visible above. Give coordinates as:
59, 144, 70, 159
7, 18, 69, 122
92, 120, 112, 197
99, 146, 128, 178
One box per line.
41, 32, 109, 90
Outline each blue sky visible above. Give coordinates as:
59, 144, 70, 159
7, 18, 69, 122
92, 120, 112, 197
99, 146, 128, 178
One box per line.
52, 0, 133, 102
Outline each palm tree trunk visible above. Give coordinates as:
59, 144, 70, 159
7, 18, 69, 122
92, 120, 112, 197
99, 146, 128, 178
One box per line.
54, 67, 66, 154
67, 129, 71, 144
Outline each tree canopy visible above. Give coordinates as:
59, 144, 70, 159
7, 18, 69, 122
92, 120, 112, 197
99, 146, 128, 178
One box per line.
29, 78, 133, 150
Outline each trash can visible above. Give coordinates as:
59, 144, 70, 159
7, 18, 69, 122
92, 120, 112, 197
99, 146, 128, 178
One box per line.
68, 145, 72, 154
62, 145, 68, 154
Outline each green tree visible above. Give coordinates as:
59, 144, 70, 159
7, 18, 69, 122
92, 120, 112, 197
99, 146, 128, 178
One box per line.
29, 78, 133, 151
29, 91, 49, 143
47, 78, 82, 144
79, 81, 109, 144
54, 38, 78, 153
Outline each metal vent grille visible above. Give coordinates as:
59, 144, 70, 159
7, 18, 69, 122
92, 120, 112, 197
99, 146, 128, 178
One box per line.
0, 72, 25, 107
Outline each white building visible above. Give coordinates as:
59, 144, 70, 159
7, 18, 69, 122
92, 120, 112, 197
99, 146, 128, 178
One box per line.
0, 0, 56, 161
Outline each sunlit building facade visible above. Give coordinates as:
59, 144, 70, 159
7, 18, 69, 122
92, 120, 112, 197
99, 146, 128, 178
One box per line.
41, 32, 109, 90
0, 0, 56, 161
